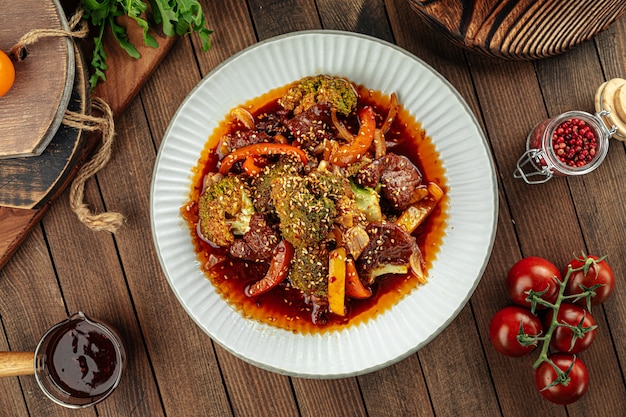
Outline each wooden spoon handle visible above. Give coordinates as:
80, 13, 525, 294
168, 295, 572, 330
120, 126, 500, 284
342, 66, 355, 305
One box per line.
0, 352, 35, 377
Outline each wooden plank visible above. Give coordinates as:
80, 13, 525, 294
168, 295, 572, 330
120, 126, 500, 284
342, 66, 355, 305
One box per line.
407, 0, 626, 60
359, 354, 435, 416
215, 344, 300, 417
533, 26, 626, 416
385, 0, 504, 415
91, 32, 234, 417
247, 0, 322, 38
42, 140, 166, 416
592, 14, 626, 399
464, 9, 626, 417
317, 0, 394, 41
292, 378, 368, 417
462, 30, 573, 417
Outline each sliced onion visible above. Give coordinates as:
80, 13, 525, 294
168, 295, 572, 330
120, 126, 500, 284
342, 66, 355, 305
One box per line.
344, 225, 370, 259
381, 92, 398, 134
230, 107, 255, 129
201, 172, 223, 194
331, 108, 356, 142
409, 249, 426, 284
373, 129, 386, 159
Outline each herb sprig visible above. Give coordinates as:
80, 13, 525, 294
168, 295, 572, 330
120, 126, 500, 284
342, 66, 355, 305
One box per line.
82, 0, 212, 89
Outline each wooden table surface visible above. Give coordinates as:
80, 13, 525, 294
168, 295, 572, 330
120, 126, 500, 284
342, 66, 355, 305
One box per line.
1, 1, 625, 416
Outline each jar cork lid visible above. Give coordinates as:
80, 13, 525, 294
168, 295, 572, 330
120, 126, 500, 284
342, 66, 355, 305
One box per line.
595, 78, 626, 141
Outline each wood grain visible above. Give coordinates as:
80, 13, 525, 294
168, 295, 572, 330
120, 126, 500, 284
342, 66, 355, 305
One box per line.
408, 0, 626, 59
0, 0, 73, 158
1, 1, 626, 416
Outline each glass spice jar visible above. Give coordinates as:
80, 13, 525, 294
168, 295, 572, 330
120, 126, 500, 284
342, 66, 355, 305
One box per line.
514, 110, 613, 184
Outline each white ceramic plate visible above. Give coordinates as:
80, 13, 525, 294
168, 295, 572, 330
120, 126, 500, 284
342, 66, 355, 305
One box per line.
151, 30, 498, 378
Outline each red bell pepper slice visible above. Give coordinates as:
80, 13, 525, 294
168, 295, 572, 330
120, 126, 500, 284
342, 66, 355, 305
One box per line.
245, 240, 294, 297
219, 143, 308, 175
330, 106, 376, 167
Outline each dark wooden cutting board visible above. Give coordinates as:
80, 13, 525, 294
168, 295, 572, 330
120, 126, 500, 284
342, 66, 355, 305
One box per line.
408, 0, 626, 59
0, 1, 176, 269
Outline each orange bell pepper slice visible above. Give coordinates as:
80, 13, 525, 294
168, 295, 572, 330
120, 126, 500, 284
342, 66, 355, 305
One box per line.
330, 106, 376, 167
345, 257, 372, 299
219, 143, 308, 175
242, 155, 269, 176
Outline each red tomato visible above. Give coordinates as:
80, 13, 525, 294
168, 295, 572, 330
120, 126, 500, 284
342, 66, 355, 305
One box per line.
489, 306, 542, 357
506, 256, 561, 310
564, 255, 614, 306
545, 303, 597, 354
0, 50, 15, 97
535, 353, 589, 405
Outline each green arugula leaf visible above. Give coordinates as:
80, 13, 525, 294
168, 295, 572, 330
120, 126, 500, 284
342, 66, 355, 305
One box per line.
81, 0, 212, 88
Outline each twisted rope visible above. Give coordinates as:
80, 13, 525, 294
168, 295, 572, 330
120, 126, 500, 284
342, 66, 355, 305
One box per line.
11, 8, 89, 60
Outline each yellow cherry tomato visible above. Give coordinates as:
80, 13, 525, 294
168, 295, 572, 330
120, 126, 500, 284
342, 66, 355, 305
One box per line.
0, 50, 16, 96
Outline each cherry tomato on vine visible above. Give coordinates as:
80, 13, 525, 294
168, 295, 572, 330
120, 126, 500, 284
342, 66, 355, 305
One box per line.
0, 50, 15, 97
545, 303, 597, 354
564, 255, 614, 306
506, 256, 561, 310
489, 306, 543, 357
535, 353, 589, 405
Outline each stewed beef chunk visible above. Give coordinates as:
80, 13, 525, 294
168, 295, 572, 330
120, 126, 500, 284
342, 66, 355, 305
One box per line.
380, 153, 422, 211
355, 158, 384, 188
228, 129, 273, 151
229, 213, 280, 261
255, 110, 289, 135
357, 221, 418, 285
283, 103, 335, 150
355, 153, 422, 211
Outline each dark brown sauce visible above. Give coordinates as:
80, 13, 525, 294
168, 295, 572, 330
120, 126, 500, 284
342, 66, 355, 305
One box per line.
182, 82, 448, 334
46, 320, 120, 398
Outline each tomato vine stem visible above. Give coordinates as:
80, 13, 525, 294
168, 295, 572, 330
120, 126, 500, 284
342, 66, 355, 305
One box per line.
530, 255, 602, 374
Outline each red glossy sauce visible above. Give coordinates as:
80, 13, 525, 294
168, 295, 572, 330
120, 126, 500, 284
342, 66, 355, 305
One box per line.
182, 82, 448, 334
46, 320, 120, 398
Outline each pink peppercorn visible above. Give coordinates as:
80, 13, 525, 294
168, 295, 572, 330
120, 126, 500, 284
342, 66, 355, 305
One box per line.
551, 118, 598, 168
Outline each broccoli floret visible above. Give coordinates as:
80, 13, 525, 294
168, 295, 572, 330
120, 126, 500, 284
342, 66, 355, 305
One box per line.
288, 245, 329, 298
350, 181, 383, 222
270, 173, 337, 247
270, 167, 361, 246
252, 159, 300, 214
198, 174, 255, 247
279, 75, 357, 116
307, 168, 348, 198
